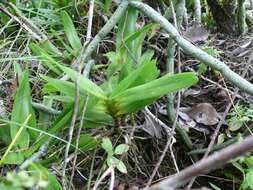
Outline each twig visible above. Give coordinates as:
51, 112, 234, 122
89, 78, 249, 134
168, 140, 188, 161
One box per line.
20, 139, 51, 170
71, 60, 94, 181
129, 1, 253, 96
7, 1, 48, 40
0, 79, 12, 85
92, 167, 115, 190
70, 0, 95, 178
86, 0, 95, 43
62, 66, 81, 190
0, 6, 41, 40
87, 150, 97, 190
144, 108, 172, 133
148, 135, 253, 190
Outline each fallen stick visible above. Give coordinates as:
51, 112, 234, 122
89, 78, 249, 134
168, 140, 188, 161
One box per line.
148, 135, 253, 190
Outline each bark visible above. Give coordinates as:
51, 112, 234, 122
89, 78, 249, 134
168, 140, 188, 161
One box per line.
206, 0, 237, 34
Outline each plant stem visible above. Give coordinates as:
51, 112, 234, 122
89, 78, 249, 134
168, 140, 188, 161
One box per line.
194, 0, 201, 23
237, 0, 247, 35
166, 0, 194, 151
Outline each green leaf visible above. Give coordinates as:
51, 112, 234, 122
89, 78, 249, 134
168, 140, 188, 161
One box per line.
24, 104, 74, 157
14, 63, 23, 82
71, 134, 97, 152
246, 169, 253, 189
245, 156, 253, 168
116, 7, 138, 51
29, 164, 63, 190
232, 162, 245, 181
110, 60, 159, 97
10, 70, 36, 149
60, 11, 82, 52
114, 144, 129, 155
0, 184, 23, 190
101, 138, 113, 155
116, 160, 127, 173
112, 72, 198, 114
209, 183, 222, 190
39, 39, 62, 57
106, 156, 118, 167
30, 43, 62, 75
38, 96, 53, 131
58, 64, 107, 99
2, 152, 24, 165
41, 75, 76, 97
121, 23, 158, 61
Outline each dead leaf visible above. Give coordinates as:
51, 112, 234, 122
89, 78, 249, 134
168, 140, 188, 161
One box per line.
183, 24, 210, 43
138, 114, 163, 139
232, 41, 252, 57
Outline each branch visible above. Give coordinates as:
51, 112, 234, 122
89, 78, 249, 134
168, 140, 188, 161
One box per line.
129, 1, 253, 96
148, 135, 253, 190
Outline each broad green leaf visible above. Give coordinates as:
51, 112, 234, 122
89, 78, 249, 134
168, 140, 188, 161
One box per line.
39, 39, 62, 57
106, 156, 118, 167
110, 60, 159, 97
38, 96, 53, 131
104, 0, 112, 12
71, 134, 97, 152
139, 50, 155, 65
246, 169, 253, 189
112, 72, 198, 114
105, 51, 122, 79
116, 7, 138, 51
245, 156, 253, 168
24, 104, 73, 157
2, 152, 24, 165
114, 144, 129, 155
101, 138, 113, 155
209, 183, 222, 190
58, 64, 107, 99
121, 24, 158, 61
116, 160, 127, 173
14, 63, 23, 82
30, 43, 62, 75
41, 75, 76, 97
0, 125, 10, 144
0, 184, 23, 190
84, 106, 113, 128
60, 11, 82, 52
11, 70, 36, 149
28, 164, 63, 190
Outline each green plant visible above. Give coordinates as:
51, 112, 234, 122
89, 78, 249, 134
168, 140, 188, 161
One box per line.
0, 164, 62, 190
34, 9, 198, 132
101, 138, 129, 173
231, 155, 253, 190
227, 104, 253, 132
